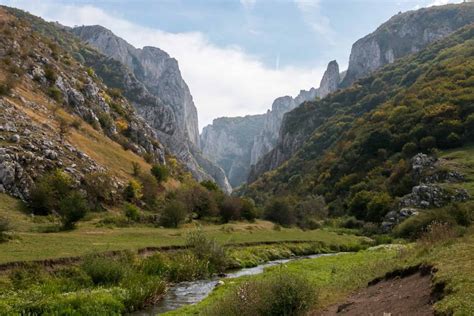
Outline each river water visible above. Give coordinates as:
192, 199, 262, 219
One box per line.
132, 253, 335, 315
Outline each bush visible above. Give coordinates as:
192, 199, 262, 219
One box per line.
44, 64, 57, 83
58, 192, 88, 230
150, 164, 169, 183
219, 196, 242, 223
200, 180, 220, 192
139, 174, 159, 205
402, 142, 418, 156
123, 180, 143, 202
83, 172, 115, 211
264, 198, 295, 227
185, 230, 229, 274
394, 203, 472, 239
420, 136, 437, 151
139, 253, 169, 276
240, 198, 258, 221
47, 86, 62, 103
124, 203, 141, 222
208, 271, 317, 316
160, 200, 187, 228
0, 217, 10, 242
131, 162, 141, 176
82, 256, 128, 285
30, 170, 74, 215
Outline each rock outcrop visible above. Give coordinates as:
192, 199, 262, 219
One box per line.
200, 115, 265, 187
340, 2, 474, 87
318, 60, 340, 99
71, 25, 231, 192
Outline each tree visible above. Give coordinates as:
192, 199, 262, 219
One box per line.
420, 136, 436, 151
30, 170, 74, 215
402, 142, 418, 157
83, 172, 114, 211
131, 162, 141, 177
219, 196, 242, 223
160, 200, 187, 228
264, 198, 295, 227
58, 192, 88, 230
139, 174, 159, 205
151, 164, 169, 183
240, 198, 258, 221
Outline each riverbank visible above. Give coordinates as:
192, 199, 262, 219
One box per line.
0, 232, 368, 315
165, 227, 474, 315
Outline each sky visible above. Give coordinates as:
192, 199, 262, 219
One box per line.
0, 0, 463, 130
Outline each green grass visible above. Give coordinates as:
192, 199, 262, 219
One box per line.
440, 144, 474, 195
0, 202, 367, 264
165, 245, 410, 315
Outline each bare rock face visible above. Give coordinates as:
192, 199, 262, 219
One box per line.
200, 115, 265, 187
72, 25, 231, 192
341, 3, 474, 87
318, 60, 340, 99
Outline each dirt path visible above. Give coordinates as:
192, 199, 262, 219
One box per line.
313, 272, 434, 315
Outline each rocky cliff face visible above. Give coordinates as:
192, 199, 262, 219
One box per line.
200, 115, 265, 187
71, 26, 231, 192
318, 60, 340, 99
248, 3, 474, 184
341, 2, 474, 87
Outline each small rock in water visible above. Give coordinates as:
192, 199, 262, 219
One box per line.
215, 280, 225, 287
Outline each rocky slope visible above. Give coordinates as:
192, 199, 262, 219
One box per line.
70, 26, 231, 192
0, 7, 169, 199
340, 2, 474, 87
248, 2, 474, 183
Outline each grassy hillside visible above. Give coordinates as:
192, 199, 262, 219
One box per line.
243, 24, 474, 221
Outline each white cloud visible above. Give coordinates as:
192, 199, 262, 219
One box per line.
294, 0, 335, 44
0, 0, 324, 130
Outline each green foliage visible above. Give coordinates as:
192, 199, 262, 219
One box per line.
47, 86, 62, 103
123, 203, 141, 222
200, 180, 220, 192
208, 271, 317, 316
83, 172, 115, 211
160, 200, 187, 228
82, 255, 129, 286
245, 25, 474, 223
0, 217, 10, 242
123, 180, 143, 202
264, 197, 295, 227
240, 198, 258, 221
43, 64, 57, 82
138, 173, 159, 206
394, 203, 472, 239
29, 170, 74, 215
185, 230, 229, 274
219, 196, 242, 223
58, 191, 88, 230
131, 161, 141, 176
150, 164, 169, 183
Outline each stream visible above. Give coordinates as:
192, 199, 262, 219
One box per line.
132, 253, 336, 315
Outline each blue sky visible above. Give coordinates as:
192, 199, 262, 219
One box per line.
0, 0, 462, 128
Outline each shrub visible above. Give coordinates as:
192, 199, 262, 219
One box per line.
219, 196, 242, 223
0, 217, 10, 242
200, 180, 220, 192
185, 230, 229, 274
166, 252, 209, 282
240, 198, 258, 221
44, 65, 57, 83
150, 164, 169, 183
131, 162, 141, 176
208, 271, 317, 316
264, 197, 295, 227
57, 117, 70, 140
82, 256, 128, 285
58, 192, 88, 230
160, 200, 187, 228
139, 174, 159, 206
124, 203, 141, 222
394, 203, 472, 239
29, 170, 74, 215
83, 172, 115, 211
70, 118, 82, 129
402, 142, 418, 156
139, 253, 169, 276
47, 86, 62, 103
184, 186, 219, 218
420, 136, 437, 151
366, 192, 393, 222
121, 273, 165, 312
123, 180, 143, 202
